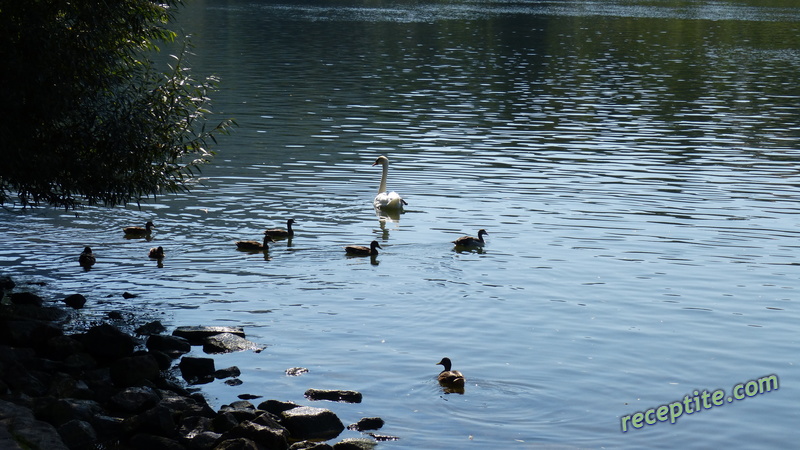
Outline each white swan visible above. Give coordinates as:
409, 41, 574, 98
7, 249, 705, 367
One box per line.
372, 155, 406, 211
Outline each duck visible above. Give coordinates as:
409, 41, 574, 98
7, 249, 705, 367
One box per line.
436, 357, 466, 387
236, 234, 273, 251
344, 240, 381, 256
148, 246, 164, 259
453, 229, 488, 248
78, 247, 96, 268
265, 219, 296, 239
124, 221, 155, 237
372, 155, 406, 211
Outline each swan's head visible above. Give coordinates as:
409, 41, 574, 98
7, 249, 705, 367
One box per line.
372, 155, 389, 167
436, 357, 453, 371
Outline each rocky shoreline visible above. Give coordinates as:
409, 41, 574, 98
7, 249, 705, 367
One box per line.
0, 276, 396, 449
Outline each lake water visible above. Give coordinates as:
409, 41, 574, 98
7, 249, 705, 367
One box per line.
2, 0, 800, 447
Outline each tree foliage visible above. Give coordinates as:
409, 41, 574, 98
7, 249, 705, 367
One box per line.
0, 0, 233, 209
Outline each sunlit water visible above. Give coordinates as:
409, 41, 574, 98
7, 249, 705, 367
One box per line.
2, 1, 800, 448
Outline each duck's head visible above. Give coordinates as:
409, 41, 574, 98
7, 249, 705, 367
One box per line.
145, 221, 156, 229
478, 229, 488, 237
436, 357, 453, 372
370, 241, 382, 250
287, 218, 296, 225
83, 246, 93, 254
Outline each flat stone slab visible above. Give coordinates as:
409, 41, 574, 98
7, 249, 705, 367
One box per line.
172, 326, 245, 344
203, 333, 263, 354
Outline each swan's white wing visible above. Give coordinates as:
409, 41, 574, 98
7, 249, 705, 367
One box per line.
374, 191, 404, 210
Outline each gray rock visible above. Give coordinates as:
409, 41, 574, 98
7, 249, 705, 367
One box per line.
57, 419, 97, 449
135, 320, 167, 335
146, 334, 191, 355
109, 386, 161, 413
304, 389, 362, 403
80, 323, 137, 360
110, 354, 160, 387
10, 292, 43, 307
125, 433, 184, 450
221, 420, 289, 450
215, 366, 242, 379
42, 335, 85, 361
124, 404, 179, 438
212, 411, 240, 433
332, 438, 378, 450
172, 326, 245, 344
257, 399, 300, 416
182, 429, 221, 450
49, 398, 104, 427
203, 333, 263, 354
0, 399, 69, 449
214, 437, 262, 450
90, 414, 125, 440
347, 417, 384, 431
281, 406, 344, 441
0, 318, 63, 349
48, 373, 93, 399
285, 367, 309, 376
220, 401, 257, 422
290, 442, 334, 450
179, 356, 216, 384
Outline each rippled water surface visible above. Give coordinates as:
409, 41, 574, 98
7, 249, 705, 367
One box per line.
2, 1, 800, 448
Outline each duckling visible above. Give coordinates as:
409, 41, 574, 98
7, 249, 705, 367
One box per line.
79, 247, 96, 268
236, 234, 273, 251
148, 246, 164, 259
124, 221, 155, 237
452, 229, 488, 248
436, 357, 465, 387
344, 240, 381, 256
265, 219, 296, 239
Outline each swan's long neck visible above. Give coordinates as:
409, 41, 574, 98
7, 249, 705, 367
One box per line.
378, 160, 388, 194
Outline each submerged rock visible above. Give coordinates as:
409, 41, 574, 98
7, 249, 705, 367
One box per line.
304, 389, 362, 404
172, 326, 245, 344
286, 367, 309, 376
63, 294, 86, 309
347, 417, 384, 431
332, 437, 378, 449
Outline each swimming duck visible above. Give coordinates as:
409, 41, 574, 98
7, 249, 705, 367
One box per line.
148, 246, 164, 259
236, 234, 273, 251
453, 229, 488, 248
345, 240, 381, 256
79, 247, 96, 268
265, 219, 296, 239
124, 221, 155, 237
436, 357, 466, 387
